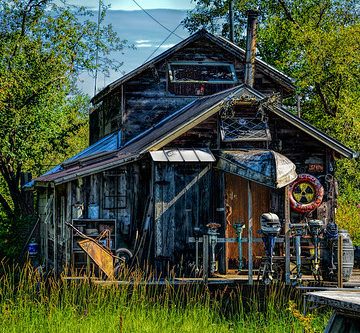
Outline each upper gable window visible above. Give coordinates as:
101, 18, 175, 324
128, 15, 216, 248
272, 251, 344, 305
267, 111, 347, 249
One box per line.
168, 62, 237, 96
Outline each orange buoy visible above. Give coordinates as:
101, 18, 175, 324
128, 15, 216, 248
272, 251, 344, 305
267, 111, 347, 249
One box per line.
289, 174, 324, 212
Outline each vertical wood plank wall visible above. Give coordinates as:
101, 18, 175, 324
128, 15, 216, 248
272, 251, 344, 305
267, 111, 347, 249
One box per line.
225, 174, 248, 271
38, 163, 151, 271
154, 163, 211, 265
224, 173, 270, 272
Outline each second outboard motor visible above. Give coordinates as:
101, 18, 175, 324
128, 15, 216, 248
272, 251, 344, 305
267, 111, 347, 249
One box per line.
308, 219, 324, 280
259, 213, 281, 283
320, 221, 338, 280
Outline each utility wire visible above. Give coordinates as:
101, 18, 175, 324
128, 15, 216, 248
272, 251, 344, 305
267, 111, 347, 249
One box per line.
131, 0, 183, 40
143, 22, 182, 64
94, 0, 102, 96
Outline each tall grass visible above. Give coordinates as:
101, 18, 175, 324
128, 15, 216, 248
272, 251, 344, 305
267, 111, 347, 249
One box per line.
336, 196, 360, 246
0, 262, 330, 332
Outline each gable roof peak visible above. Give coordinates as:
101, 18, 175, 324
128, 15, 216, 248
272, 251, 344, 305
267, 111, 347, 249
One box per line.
91, 29, 296, 104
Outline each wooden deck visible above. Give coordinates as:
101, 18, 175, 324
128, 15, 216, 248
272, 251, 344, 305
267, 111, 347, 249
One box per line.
87, 268, 360, 287
306, 290, 360, 313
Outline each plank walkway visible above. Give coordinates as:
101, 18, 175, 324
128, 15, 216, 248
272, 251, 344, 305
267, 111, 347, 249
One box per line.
83, 268, 360, 287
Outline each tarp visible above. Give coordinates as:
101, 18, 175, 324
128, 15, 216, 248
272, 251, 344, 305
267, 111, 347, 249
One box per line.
216, 150, 297, 188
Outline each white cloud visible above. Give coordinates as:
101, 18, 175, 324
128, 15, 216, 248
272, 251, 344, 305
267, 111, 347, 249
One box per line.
159, 44, 175, 48
136, 40, 151, 43
136, 43, 153, 47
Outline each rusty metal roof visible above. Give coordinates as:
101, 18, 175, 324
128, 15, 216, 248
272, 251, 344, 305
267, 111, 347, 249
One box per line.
31, 82, 357, 187
32, 152, 137, 185
119, 85, 258, 154
118, 85, 357, 159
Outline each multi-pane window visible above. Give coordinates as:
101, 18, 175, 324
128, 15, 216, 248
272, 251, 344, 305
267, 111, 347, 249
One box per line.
168, 62, 237, 96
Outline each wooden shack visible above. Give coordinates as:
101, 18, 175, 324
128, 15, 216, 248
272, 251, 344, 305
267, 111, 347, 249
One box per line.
29, 13, 357, 282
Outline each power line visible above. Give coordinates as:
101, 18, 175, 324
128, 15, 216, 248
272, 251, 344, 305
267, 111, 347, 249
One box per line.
143, 22, 182, 64
131, 0, 183, 40
94, 0, 102, 96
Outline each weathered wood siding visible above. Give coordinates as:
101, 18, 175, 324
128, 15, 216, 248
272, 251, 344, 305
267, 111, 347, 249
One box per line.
90, 36, 290, 145
153, 163, 212, 265
40, 162, 150, 271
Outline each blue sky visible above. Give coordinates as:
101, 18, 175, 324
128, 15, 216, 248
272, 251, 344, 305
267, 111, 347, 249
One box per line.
72, 1, 197, 96
68, 0, 194, 10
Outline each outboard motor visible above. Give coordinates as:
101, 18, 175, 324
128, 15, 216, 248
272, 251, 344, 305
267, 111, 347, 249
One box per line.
308, 219, 324, 280
290, 223, 308, 284
259, 213, 281, 283
321, 221, 338, 280
206, 223, 221, 275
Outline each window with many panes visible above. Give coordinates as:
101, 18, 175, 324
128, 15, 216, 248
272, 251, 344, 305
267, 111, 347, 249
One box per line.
168, 62, 237, 96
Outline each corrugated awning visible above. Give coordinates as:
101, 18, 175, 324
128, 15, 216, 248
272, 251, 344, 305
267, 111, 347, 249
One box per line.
150, 148, 215, 162
216, 150, 297, 188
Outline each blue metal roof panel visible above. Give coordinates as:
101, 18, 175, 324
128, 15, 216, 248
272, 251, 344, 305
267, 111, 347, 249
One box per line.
23, 131, 121, 188
66, 131, 121, 162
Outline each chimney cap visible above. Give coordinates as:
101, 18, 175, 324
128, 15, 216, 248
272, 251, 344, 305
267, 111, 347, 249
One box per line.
246, 9, 260, 17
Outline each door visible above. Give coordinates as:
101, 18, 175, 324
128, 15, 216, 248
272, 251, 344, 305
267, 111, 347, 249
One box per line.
225, 173, 270, 272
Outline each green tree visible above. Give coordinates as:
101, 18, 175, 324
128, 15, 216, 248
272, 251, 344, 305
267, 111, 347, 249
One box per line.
0, 1, 127, 223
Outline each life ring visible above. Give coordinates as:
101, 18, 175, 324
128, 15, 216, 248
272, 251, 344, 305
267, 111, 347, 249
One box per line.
289, 174, 324, 213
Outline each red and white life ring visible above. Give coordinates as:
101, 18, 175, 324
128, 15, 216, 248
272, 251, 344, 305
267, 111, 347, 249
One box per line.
289, 174, 324, 213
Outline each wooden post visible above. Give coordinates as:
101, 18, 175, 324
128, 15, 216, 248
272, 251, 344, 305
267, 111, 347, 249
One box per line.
296, 94, 301, 118
338, 235, 343, 288
53, 187, 57, 276
66, 182, 72, 265
284, 185, 291, 285
203, 234, 209, 285
248, 181, 253, 285
44, 187, 50, 271
86, 255, 91, 277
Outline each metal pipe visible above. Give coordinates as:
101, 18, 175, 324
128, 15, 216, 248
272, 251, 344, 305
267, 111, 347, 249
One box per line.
234, 223, 245, 271
229, 0, 234, 42
244, 10, 259, 87
296, 235, 301, 279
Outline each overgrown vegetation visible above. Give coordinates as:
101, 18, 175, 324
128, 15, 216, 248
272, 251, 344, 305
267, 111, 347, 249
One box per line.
0, 263, 330, 332
0, 0, 129, 258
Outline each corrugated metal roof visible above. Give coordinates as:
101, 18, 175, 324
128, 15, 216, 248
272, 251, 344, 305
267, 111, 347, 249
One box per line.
29, 80, 357, 187
118, 84, 357, 159
119, 85, 256, 154
65, 130, 121, 163
33, 152, 136, 184
150, 148, 215, 162
24, 131, 122, 188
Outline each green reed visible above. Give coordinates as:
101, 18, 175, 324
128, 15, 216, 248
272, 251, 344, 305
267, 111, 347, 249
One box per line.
0, 262, 330, 332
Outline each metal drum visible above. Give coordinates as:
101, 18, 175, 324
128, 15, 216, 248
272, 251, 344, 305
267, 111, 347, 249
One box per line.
320, 230, 354, 282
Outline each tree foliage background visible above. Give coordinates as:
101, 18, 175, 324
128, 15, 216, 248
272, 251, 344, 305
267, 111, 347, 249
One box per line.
184, 0, 360, 243
0, 0, 128, 258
